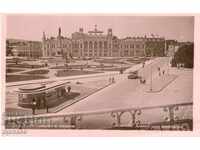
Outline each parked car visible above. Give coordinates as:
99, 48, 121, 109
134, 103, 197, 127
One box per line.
127, 71, 139, 79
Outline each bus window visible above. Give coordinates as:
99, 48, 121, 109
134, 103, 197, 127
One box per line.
57, 88, 64, 97
22, 94, 28, 99
46, 89, 55, 97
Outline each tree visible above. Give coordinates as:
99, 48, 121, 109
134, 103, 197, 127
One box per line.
171, 43, 194, 68
6, 40, 13, 56
13, 57, 20, 65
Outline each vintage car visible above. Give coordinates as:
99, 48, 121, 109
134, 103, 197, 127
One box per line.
127, 71, 140, 79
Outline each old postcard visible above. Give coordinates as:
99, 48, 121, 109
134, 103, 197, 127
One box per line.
0, 15, 195, 136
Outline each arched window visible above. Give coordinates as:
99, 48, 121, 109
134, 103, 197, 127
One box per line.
89, 41, 93, 49
94, 41, 97, 49
99, 41, 102, 49
104, 41, 108, 49
84, 41, 88, 49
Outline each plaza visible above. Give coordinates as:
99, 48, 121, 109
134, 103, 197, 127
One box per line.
5, 56, 193, 130
4, 16, 194, 130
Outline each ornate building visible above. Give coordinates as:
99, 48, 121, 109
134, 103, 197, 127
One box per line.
71, 26, 113, 58
42, 26, 166, 58
42, 27, 72, 58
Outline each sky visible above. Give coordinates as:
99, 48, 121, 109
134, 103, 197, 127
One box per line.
6, 15, 194, 42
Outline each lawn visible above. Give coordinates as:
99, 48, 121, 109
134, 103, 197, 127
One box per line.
50, 65, 90, 69
6, 75, 48, 82
56, 69, 102, 77
7, 63, 44, 69
6, 68, 25, 73
126, 57, 150, 63
96, 67, 130, 72
22, 69, 49, 75
95, 59, 126, 64
51, 64, 113, 70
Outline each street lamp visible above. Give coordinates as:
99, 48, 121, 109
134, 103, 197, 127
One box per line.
150, 65, 153, 91
167, 57, 170, 75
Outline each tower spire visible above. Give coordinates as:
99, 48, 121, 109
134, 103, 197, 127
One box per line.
58, 27, 61, 37
42, 31, 46, 41
94, 24, 97, 31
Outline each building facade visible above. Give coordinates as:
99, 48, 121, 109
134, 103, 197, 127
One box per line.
145, 37, 165, 57
42, 26, 167, 58
6, 39, 42, 58
165, 40, 179, 57
16, 41, 42, 58
42, 27, 72, 58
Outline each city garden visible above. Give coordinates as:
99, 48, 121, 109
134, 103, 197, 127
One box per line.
6, 56, 150, 82
6, 56, 151, 116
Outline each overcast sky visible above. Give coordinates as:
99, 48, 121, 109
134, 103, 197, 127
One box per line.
6, 15, 194, 42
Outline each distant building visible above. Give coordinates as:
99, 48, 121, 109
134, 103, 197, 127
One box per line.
165, 40, 179, 57
120, 37, 146, 57
15, 41, 42, 58
6, 39, 42, 58
145, 37, 165, 57
42, 26, 167, 58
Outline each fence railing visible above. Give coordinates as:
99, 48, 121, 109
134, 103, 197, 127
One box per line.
4, 102, 193, 130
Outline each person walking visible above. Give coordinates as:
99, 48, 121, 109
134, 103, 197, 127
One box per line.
67, 86, 71, 93
142, 62, 145, 68
112, 77, 115, 83
163, 70, 165, 75
109, 77, 111, 84
158, 67, 161, 76
32, 98, 37, 115
43, 96, 49, 113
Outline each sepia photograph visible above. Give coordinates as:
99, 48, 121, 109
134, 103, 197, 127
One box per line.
3, 15, 194, 132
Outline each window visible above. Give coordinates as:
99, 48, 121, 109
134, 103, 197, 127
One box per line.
84, 41, 88, 49
136, 44, 140, 49
57, 88, 63, 97
89, 41, 93, 49
130, 44, 134, 48
104, 41, 108, 49
94, 41, 97, 49
99, 41, 102, 49
21, 94, 28, 99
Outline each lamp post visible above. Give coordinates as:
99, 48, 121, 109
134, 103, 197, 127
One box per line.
149, 50, 153, 91
150, 65, 153, 91
167, 57, 170, 75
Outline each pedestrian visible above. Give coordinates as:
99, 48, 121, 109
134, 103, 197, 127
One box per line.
142, 62, 145, 68
140, 77, 142, 84
177, 63, 180, 69
158, 67, 161, 76
109, 77, 111, 83
67, 86, 71, 93
163, 70, 165, 75
112, 77, 115, 83
32, 98, 37, 115
43, 96, 49, 113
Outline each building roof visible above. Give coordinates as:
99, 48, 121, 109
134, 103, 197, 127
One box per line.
18, 81, 70, 94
